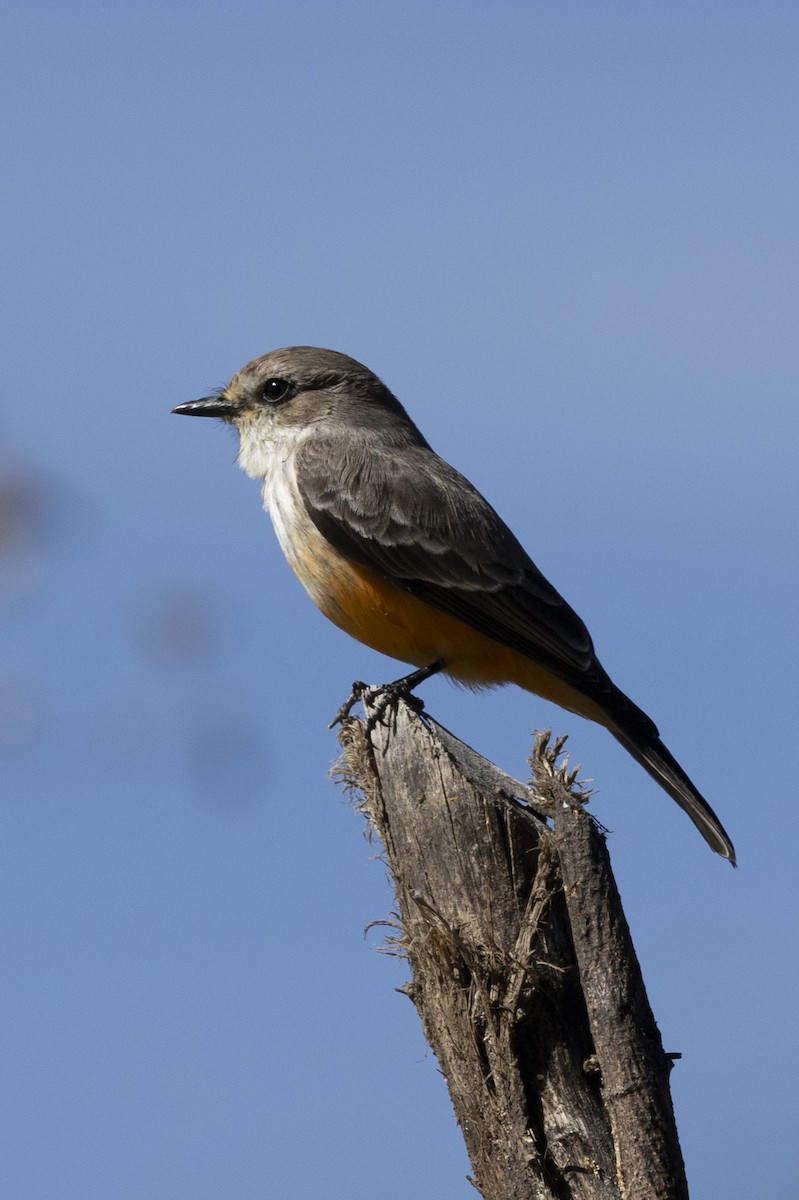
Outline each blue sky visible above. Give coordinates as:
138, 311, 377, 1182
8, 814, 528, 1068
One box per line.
2, 2, 797, 1196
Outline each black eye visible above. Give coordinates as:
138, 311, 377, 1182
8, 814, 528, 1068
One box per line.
262, 377, 291, 404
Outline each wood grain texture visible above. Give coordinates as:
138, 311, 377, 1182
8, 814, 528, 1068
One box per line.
335, 701, 689, 1200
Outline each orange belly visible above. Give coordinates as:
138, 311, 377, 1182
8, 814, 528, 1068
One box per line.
286, 535, 610, 727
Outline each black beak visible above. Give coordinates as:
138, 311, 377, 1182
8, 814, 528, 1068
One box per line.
172, 396, 237, 418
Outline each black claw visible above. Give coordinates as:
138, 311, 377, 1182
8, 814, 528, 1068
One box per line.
329, 662, 444, 732
363, 681, 427, 733
328, 681, 369, 729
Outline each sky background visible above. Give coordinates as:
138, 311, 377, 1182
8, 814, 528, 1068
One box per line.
2, 2, 797, 1197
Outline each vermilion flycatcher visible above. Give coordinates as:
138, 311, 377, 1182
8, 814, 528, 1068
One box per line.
174, 346, 735, 864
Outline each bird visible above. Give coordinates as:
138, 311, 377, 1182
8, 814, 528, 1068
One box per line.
174, 346, 735, 864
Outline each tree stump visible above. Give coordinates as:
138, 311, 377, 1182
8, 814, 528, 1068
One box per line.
336, 698, 688, 1200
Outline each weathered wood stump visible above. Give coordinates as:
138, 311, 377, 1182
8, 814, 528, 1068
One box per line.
336, 699, 688, 1200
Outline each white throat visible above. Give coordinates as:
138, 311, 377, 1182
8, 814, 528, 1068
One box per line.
236, 421, 310, 564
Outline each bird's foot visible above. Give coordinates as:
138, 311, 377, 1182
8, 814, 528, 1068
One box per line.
360, 678, 428, 732
329, 662, 443, 731
328, 681, 370, 729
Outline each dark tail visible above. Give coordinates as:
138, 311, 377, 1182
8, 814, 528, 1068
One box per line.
611, 728, 736, 865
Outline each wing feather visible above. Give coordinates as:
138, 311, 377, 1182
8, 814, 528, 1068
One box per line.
296, 435, 656, 737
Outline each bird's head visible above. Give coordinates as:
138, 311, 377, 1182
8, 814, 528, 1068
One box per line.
174, 345, 421, 477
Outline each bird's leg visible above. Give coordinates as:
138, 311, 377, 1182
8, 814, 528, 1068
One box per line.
363, 661, 444, 728
329, 661, 444, 729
